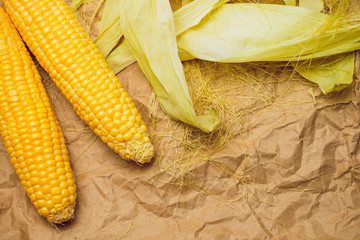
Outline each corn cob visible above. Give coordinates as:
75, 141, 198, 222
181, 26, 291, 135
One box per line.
3, 0, 155, 164
0, 7, 76, 224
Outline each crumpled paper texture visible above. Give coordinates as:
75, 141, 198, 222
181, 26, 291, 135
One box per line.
1, 1, 360, 239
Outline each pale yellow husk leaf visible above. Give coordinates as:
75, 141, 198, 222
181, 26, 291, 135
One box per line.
105, 2, 360, 94
69, 0, 96, 13
106, 0, 229, 73
72, 0, 360, 132
173, 0, 230, 35
106, 41, 135, 74
94, 0, 122, 57
120, 0, 220, 132
283, 0, 296, 5
292, 52, 355, 94
176, 4, 360, 62
299, 0, 324, 12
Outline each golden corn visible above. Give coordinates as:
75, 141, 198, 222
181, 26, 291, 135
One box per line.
0, 7, 76, 224
3, 0, 155, 164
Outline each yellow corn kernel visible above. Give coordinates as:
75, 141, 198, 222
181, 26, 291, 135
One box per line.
42, 185, 52, 194
116, 134, 124, 143
37, 199, 46, 209
69, 195, 76, 205
38, 207, 50, 216
124, 133, 133, 142
52, 195, 62, 204
51, 187, 61, 195
3, 0, 154, 164
134, 133, 142, 140
0, 8, 76, 224
107, 134, 115, 143
35, 191, 44, 200
59, 181, 69, 190
61, 189, 70, 198
62, 198, 70, 206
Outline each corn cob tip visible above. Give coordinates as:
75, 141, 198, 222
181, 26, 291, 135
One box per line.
132, 142, 155, 164
113, 137, 155, 164
48, 203, 75, 224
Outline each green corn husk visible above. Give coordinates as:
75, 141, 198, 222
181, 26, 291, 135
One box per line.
120, 0, 220, 132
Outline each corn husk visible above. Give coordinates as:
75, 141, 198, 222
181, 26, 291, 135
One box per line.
106, 41, 134, 74
292, 53, 355, 94
105, 0, 228, 73
176, 4, 360, 62
69, 0, 96, 13
299, 0, 324, 12
287, 0, 353, 93
283, 0, 296, 6
173, 0, 230, 35
94, 0, 122, 57
104, 1, 360, 93
119, 0, 220, 132
176, 3, 360, 93
74, 0, 360, 132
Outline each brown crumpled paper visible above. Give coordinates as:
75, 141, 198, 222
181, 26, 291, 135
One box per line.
1, 1, 360, 239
